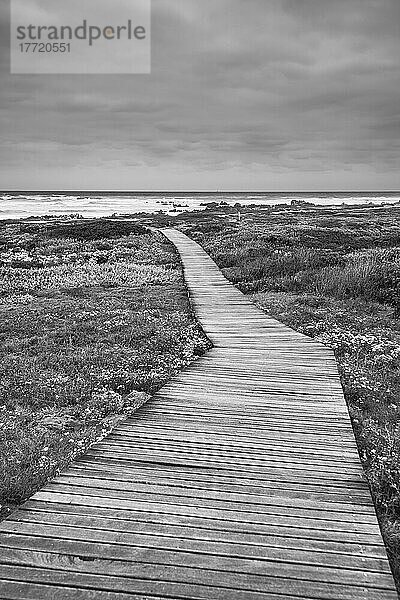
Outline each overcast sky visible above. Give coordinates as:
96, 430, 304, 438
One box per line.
0, 0, 399, 190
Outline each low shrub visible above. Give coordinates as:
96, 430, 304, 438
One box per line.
0, 221, 210, 516
43, 220, 148, 240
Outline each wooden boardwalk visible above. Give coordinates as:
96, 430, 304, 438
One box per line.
0, 228, 397, 600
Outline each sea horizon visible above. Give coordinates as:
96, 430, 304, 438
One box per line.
1, 190, 400, 221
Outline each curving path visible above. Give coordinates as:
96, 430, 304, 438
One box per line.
0, 228, 397, 599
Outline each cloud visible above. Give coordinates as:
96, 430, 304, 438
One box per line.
0, 0, 399, 189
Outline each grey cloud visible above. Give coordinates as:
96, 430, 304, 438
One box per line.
0, 0, 399, 188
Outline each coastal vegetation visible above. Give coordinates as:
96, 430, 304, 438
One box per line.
0, 219, 209, 517
1, 203, 400, 587
174, 202, 400, 585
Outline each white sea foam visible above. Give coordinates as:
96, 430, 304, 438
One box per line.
0, 192, 399, 220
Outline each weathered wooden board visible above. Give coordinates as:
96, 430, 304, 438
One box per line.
0, 227, 397, 599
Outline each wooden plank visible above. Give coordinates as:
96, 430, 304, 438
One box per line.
6, 511, 388, 557
0, 562, 397, 600
47, 474, 372, 505
1, 522, 391, 571
24, 491, 383, 533
15, 501, 384, 542
30, 483, 378, 518
84, 447, 368, 477
93, 438, 362, 465
0, 568, 396, 600
75, 456, 367, 485
7, 509, 386, 551
0, 535, 395, 586
66, 464, 368, 492
101, 433, 362, 459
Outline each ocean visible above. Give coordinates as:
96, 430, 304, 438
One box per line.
1, 191, 399, 220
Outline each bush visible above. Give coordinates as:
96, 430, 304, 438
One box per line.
44, 220, 148, 240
